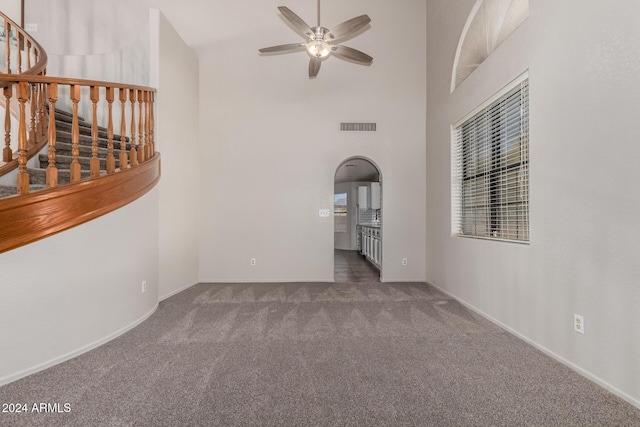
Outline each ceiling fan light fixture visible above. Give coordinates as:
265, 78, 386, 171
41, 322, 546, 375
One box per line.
260, 2, 372, 77
306, 40, 331, 58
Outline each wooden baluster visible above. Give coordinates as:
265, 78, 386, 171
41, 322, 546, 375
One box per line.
105, 88, 115, 174
142, 91, 147, 159
17, 33, 22, 73
16, 82, 30, 194
89, 86, 100, 178
119, 88, 128, 170
149, 92, 155, 156
3, 85, 11, 162
46, 83, 59, 188
137, 89, 145, 163
144, 91, 151, 159
4, 21, 10, 74
129, 89, 138, 166
26, 40, 32, 70
29, 84, 37, 143
69, 85, 82, 182
144, 91, 150, 159
38, 83, 46, 137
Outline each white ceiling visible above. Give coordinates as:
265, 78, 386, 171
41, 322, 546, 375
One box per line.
140, 0, 377, 52
334, 158, 380, 184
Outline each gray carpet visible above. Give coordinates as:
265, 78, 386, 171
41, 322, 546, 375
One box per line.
1, 282, 639, 426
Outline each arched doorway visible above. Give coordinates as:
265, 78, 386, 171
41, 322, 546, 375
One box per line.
334, 157, 382, 282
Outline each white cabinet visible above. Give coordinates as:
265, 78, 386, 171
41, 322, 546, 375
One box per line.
370, 182, 381, 210
358, 186, 368, 209
358, 183, 380, 210
360, 226, 381, 269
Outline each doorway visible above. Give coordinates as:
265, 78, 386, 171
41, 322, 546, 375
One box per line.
334, 157, 382, 282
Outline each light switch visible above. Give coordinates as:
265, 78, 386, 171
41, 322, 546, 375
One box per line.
319, 209, 331, 217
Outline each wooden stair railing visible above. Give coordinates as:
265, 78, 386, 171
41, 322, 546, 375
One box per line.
0, 13, 160, 254
1, 11, 47, 77
1, 76, 157, 193
0, 74, 160, 253
1, 10, 48, 173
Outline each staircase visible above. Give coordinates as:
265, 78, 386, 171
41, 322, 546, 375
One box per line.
0, 108, 130, 199
1, 11, 159, 254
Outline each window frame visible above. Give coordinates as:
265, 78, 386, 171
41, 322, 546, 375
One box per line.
333, 192, 348, 234
451, 72, 530, 244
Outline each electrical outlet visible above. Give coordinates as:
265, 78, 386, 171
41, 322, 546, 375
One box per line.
141, 281, 147, 293
574, 314, 584, 334
402, 258, 408, 266
250, 258, 256, 266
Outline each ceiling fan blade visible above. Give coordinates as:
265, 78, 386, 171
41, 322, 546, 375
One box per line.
326, 15, 371, 41
332, 45, 373, 65
309, 57, 321, 78
259, 43, 305, 53
278, 6, 315, 40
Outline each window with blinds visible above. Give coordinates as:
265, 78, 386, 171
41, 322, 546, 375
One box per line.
452, 76, 529, 242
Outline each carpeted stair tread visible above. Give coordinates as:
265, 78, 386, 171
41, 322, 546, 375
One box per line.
48, 107, 85, 122
47, 107, 129, 142
38, 153, 120, 169
27, 168, 93, 186
0, 109, 141, 199
50, 141, 126, 158
0, 184, 46, 198
55, 129, 131, 150
0, 185, 17, 198
55, 119, 129, 142
52, 112, 87, 125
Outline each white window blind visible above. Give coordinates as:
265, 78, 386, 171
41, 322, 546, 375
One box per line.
452, 77, 529, 242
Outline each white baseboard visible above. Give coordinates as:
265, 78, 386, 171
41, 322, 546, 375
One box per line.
427, 281, 640, 410
0, 303, 158, 387
159, 280, 199, 301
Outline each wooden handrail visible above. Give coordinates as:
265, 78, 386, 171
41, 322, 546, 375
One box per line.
1, 11, 47, 80
0, 153, 161, 254
0, 74, 155, 92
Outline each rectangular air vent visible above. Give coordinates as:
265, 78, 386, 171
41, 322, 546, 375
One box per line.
340, 122, 377, 132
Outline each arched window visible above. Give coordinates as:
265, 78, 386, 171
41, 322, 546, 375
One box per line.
451, 0, 529, 92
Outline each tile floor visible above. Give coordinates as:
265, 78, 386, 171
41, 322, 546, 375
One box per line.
334, 249, 380, 282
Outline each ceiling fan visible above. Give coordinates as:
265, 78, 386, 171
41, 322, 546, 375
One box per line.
258, 0, 373, 78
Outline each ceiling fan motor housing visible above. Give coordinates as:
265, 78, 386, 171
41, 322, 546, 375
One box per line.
307, 27, 331, 58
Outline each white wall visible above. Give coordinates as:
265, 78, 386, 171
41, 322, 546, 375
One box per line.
150, 10, 200, 300
1, 0, 21, 24
0, 188, 159, 385
198, 0, 426, 283
25, 0, 150, 83
426, 0, 640, 406
25, 0, 148, 56
25, 0, 151, 122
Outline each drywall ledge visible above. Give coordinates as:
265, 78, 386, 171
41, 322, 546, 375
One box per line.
427, 281, 640, 411
0, 153, 161, 253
